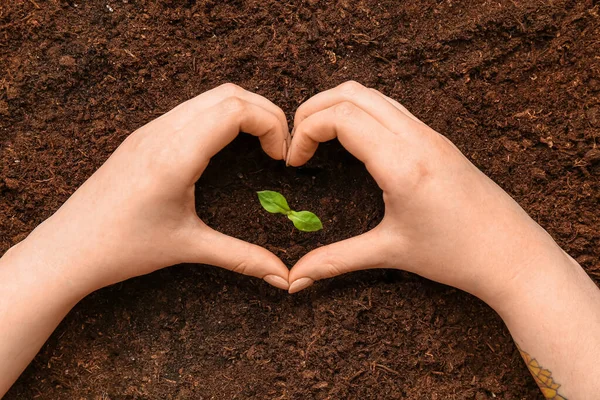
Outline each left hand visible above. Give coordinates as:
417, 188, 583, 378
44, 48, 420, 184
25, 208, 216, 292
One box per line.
284, 81, 565, 307
16, 83, 292, 295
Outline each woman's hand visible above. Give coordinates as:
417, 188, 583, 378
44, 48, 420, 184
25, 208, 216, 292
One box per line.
1, 84, 293, 396
286, 81, 600, 399
286, 81, 564, 306
17, 83, 292, 295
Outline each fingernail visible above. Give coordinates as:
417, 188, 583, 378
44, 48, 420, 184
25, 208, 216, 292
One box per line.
288, 277, 314, 294
264, 275, 289, 291
285, 145, 293, 167
282, 141, 288, 162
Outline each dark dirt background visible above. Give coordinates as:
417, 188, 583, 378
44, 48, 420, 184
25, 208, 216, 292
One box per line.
2, 0, 599, 398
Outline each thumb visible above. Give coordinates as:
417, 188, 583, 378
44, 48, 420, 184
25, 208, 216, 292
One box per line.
288, 227, 394, 294
181, 223, 290, 291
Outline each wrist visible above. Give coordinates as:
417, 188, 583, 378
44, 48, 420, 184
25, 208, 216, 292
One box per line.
480, 239, 580, 317
5, 219, 101, 303
444, 197, 573, 313
0, 226, 94, 394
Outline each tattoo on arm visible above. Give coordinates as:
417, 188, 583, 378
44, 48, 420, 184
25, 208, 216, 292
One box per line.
517, 344, 567, 400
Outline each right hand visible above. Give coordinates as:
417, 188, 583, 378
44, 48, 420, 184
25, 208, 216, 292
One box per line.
286, 81, 567, 307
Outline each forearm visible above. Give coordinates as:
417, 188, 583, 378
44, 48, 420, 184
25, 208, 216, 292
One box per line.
0, 231, 90, 397
491, 245, 600, 399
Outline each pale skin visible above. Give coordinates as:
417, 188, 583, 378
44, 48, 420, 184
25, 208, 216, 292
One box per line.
1, 82, 599, 399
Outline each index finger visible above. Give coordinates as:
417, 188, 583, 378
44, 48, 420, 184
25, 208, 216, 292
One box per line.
180, 97, 289, 181
162, 83, 290, 143
287, 101, 396, 186
294, 81, 415, 134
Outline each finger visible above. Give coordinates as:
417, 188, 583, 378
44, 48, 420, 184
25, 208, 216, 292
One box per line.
294, 81, 414, 134
287, 102, 395, 183
369, 88, 461, 153
182, 97, 288, 179
368, 88, 424, 125
288, 228, 394, 294
165, 83, 290, 143
182, 224, 290, 291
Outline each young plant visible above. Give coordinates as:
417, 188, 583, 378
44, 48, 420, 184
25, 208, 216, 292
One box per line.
257, 190, 323, 232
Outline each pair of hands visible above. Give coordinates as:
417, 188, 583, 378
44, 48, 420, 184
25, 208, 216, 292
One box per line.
7, 81, 599, 400
19, 81, 558, 307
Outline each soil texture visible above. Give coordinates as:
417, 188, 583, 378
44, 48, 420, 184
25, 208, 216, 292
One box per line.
2, 0, 600, 398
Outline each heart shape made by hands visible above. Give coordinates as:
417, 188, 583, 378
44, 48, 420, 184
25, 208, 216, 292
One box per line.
189, 81, 507, 303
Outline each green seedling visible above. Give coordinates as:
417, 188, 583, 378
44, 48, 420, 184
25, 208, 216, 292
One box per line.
257, 190, 323, 232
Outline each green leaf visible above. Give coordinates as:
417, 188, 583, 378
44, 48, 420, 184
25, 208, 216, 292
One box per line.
257, 191, 291, 215
288, 210, 323, 232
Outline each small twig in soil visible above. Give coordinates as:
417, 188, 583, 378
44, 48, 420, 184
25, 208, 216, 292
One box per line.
374, 363, 400, 376
347, 369, 366, 382
124, 49, 137, 59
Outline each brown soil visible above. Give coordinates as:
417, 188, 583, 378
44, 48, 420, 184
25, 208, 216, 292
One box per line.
2, 0, 599, 398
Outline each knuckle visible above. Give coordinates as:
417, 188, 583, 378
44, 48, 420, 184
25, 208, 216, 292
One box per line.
231, 261, 249, 275
319, 247, 347, 278
390, 156, 433, 193
324, 261, 345, 279
294, 106, 308, 124
372, 143, 434, 194
220, 96, 246, 114
218, 82, 243, 96
339, 80, 364, 98
292, 123, 305, 139
333, 101, 357, 117
267, 115, 280, 132
276, 108, 287, 125
408, 159, 432, 185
